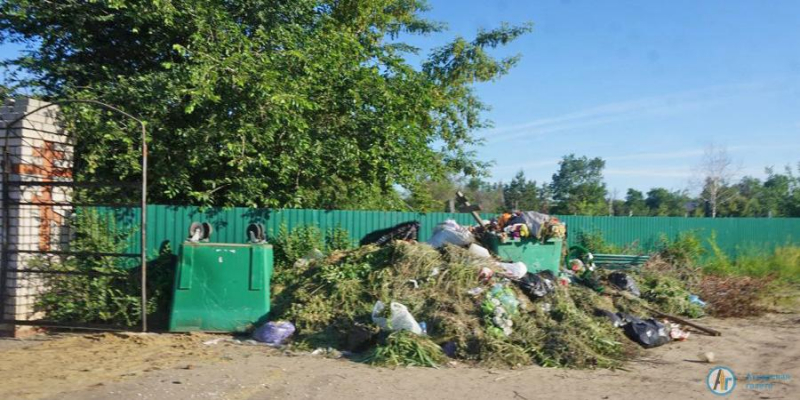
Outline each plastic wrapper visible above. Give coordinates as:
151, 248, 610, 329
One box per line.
427, 220, 474, 248
252, 321, 296, 346
497, 261, 527, 279
371, 301, 423, 335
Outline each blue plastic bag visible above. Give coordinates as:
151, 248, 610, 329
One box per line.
252, 321, 296, 346
688, 294, 706, 307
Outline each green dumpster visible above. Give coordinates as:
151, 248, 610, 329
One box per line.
169, 242, 273, 332
483, 236, 563, 276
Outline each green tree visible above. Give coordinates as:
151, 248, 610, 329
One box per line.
549, 154, 607, 215
0, 83, 11, 99
645, 188, 690, 216
464, 177, 505, 213
721, 176, 763, 217
0, 0, 531, 209
788, 164, 800, 217
537, 182, 553, 213
624, 189, 647, 216
761, 168, 793, 217
405, 177, 458, 212
502, 170, 539, 211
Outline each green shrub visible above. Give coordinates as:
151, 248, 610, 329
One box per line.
770, 246, 800, 284
576, 231, 620, 254
704, 241, 800, 286
658, 231, 705, 266
325, 226, 353, 252
34, 208, 170, 327
575, 231, 641, 255
270, 223, 324, 267
638, 272, 705, 318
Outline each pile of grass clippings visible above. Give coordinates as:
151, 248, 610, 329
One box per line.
362, 330, 447, 368
270, 241, 648, 369
638, 273, 705, 318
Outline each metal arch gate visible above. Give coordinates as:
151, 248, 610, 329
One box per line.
0, 99, 148, 332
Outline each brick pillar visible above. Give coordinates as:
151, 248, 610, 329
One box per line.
0, 97, 73, 337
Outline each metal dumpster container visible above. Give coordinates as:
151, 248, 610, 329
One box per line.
169, 242, 273, 332
483, 237, 563, 276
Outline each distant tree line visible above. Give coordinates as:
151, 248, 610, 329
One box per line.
407, 154, 800, 218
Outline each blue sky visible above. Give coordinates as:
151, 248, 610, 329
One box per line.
407, 0, 800, 194
1, 0, 798, 195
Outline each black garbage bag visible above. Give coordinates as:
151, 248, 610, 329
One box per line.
517, 271, 556, 299
622, 316, 670, 348
593, 308, 624, 327
608, 272, 641, 297
359, 221, 420, 246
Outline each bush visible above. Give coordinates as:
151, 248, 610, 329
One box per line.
325, 226, 353, 252
34, 208, 171, 327
575, 231, 621, 254
703, 235, 800, 286
658, 231, 705, 267
638, 272, 704, 318
270, 223, 324, 268
574, 231, 642, 255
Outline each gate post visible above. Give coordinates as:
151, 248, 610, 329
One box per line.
0, 97, 73, 337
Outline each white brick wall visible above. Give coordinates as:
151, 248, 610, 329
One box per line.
1, 97, 73, 330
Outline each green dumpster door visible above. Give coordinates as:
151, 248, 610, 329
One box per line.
169, 242, 273, 332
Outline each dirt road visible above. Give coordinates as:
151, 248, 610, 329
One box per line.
0, 313, 797, 400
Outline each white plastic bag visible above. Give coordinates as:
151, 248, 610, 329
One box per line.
468, 243, 492, 259
293, 248, 325, 268
497, 261, 527, 279
371, 301, 422, 335
427, 219, 473, 248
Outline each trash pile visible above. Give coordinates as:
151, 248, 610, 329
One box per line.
477, 211, 566, 242
264, 217, 709, 369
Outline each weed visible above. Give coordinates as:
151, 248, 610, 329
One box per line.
33, 208, 170, 327
658, 231, 705, 267
362, 330, 447, 368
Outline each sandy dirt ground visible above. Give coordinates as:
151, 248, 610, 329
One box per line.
0, 313, 797, 400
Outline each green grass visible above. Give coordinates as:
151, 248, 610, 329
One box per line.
704, 241, 800, 285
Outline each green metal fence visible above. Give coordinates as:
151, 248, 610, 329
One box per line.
559, 215, 799, 256
112, 205, 799, 258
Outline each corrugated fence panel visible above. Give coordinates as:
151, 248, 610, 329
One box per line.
104, 205, 799, 259
559, 215, 799, 256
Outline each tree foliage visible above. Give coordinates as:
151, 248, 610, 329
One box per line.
502, 170, 540, 211
549, 154, 607, 215
0, 0, 531, 208
645, 188, 691, 216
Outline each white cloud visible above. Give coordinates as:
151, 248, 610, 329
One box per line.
492, 158, 560, 173
604, 149, 705, 162
605, 168, 693, 178
602, 144, 768, 162
479, 81, 787, 143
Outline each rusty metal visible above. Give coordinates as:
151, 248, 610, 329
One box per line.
0, 98, 148, 333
